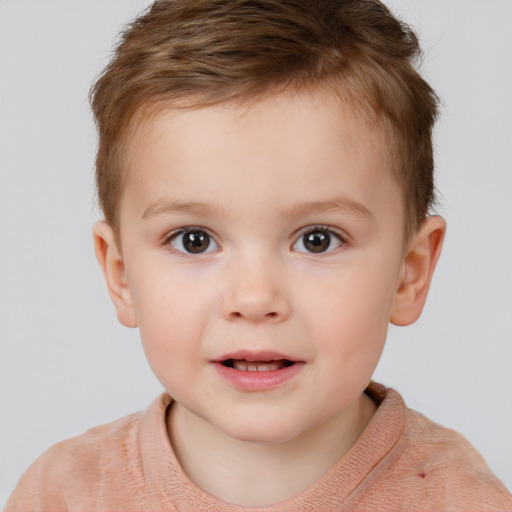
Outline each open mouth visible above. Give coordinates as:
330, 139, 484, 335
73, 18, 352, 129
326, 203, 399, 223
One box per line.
213, 353, 304, 390
221, 359, 296, 372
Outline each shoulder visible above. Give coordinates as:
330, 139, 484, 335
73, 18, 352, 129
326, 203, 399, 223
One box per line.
4, 403, 154, 512
397, 405, 511, 510
404, 408, 502, 478
359, 383, 511, 511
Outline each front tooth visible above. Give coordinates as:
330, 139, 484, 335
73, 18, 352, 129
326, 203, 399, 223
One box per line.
231, 360, 288, 371
232, 361, 249, 371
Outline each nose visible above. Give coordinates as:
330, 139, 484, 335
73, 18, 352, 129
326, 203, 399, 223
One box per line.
221, 253, 291, 323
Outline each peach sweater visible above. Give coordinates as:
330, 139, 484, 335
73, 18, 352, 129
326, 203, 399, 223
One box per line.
6, 383, 512, 511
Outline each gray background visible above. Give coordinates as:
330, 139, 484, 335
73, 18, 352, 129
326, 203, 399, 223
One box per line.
1, 0, 511, 502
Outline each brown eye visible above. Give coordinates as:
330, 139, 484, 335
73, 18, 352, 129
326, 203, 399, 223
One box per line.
293, 228, 343, 254
304, 231, 330, 253
170, 229, 218, 254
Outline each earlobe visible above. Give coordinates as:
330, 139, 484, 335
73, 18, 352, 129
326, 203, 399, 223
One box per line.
390, 216, 446, 326
92, 221, 138, 328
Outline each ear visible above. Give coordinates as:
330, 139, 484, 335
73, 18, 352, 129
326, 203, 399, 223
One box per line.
390, 216, 446, 326
92, 221, 138, 328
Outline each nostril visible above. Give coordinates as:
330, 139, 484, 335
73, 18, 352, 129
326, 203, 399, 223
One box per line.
229, 311, 279, 321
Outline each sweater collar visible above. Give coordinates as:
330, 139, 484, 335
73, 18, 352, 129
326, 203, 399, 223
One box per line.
141, 381, 406, 511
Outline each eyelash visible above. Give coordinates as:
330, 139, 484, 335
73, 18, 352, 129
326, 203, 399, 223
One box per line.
164, 225, 347, 256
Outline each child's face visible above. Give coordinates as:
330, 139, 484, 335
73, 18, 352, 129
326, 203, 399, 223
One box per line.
111, 90, 409, 443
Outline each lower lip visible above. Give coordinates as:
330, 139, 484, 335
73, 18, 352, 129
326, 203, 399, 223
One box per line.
212, 362, 305, 391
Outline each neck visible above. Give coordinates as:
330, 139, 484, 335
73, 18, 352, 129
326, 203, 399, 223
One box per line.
167, 393, 376, 507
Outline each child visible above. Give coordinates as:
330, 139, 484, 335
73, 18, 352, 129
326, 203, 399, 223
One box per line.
5, 0, 512, 510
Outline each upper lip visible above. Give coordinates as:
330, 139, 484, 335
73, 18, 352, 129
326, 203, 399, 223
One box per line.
212, 350, 302, 363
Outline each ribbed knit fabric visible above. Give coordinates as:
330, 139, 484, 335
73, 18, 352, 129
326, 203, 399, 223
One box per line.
5, 383, 512, 511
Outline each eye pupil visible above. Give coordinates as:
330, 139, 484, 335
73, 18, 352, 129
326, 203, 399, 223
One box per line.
304, 231, 331, 253
183, 231, 210, 253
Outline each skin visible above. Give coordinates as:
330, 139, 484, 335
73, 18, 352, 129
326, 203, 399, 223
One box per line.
94, 89, 445, 506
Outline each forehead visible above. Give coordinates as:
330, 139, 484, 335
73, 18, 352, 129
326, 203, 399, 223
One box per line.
120, 90, 402, 229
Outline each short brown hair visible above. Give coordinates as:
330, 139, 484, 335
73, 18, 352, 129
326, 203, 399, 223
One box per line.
90, 0, 439, 237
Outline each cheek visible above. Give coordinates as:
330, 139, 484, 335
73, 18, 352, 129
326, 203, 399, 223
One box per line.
308, 275, 391, 408
130, 271, 215, 369
302, 255, 399, 359
132, 262, 212, 325
136, 294, 206, 399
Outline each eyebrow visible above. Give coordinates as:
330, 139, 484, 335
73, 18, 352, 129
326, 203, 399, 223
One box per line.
142, 200, 224, 219
281, 198, 374, 222
142, 197, 373, 222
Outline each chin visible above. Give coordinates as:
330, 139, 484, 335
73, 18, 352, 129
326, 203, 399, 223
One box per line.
216, 416, 306, 445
